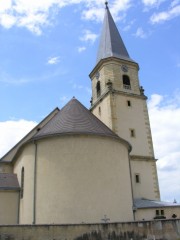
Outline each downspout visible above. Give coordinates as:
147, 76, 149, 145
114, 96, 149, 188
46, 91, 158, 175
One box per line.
33, 141, 38, 224
17, 189, 20, 224
128, 154, 136, 221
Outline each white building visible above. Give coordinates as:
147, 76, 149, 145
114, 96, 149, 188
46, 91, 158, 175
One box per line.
0, 3, 179, 225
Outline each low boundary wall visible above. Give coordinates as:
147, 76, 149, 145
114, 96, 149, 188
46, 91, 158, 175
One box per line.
0, 219, 180, 240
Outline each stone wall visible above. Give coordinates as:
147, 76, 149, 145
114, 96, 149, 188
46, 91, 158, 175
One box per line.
0, 219, 180, 240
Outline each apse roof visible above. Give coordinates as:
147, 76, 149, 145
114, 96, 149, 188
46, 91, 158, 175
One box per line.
0, 173, 20, 190
96, 4, 135, 64
32, 98, 122, 141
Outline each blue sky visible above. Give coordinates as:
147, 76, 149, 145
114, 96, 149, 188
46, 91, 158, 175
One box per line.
0, 0, 180, 202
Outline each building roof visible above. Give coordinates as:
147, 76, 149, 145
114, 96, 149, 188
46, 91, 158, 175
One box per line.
32, 98, 127, 143
0, 108, 59, 163
134, 198, 180, 209
0, 173, 20, 190
1, 98, 131, 163
96, 4, 135, 64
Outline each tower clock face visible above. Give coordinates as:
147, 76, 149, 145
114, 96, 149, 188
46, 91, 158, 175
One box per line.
95, 71, 100, 79
121, 65, 128, 72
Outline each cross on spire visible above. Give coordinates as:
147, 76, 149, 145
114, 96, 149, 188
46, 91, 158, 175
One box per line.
101, 214, 110, 223
105, 1, 108, 9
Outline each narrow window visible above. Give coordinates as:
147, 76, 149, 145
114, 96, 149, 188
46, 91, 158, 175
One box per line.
21, 167, 24, 199
156, 210, 159, 216
98, 106, 101, 115
123, 75, 131, 90
130, 129, 135, 137
96, 81, 101, 97
161, 210, 164, 216
127, 100, 131, 107
135, 174, 140, 183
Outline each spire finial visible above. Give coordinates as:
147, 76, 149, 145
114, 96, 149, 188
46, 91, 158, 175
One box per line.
105, 1, 108, 9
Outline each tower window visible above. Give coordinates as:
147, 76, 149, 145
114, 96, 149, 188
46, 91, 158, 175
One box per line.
21, 167, 24, 199
123, 75, 131, 90
130, 129, 135, 137
135, 174, 140, 183
98, 106, 101, 115
127, 100, 131, 107
96, 81, 101, 97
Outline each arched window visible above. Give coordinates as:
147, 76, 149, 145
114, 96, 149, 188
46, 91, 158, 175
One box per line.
123, 75, 131, 90
96, 81, 101, 97
21, 167, 24, 199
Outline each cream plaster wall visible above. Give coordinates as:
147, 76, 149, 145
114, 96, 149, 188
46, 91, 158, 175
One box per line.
0, 190, 19, 224
92, 95, 113, 131
34, 135, 133, 224
131, 159, 160, 200
135, 207, 180, 221
92, 94, 154, 158
13, 143, 35, 224
114, 94, 154, 157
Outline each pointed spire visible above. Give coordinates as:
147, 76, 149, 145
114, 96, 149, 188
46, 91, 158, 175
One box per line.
97, 4, 134, 63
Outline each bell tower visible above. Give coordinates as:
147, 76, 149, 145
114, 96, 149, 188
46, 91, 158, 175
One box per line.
89, 2, 160, 201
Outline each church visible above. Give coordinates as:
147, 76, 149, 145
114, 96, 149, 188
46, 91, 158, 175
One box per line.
0, 3, 180, 225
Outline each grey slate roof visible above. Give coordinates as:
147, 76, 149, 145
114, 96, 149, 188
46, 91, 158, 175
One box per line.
134, 198, 180, 209
0, 173, 20, 190
0, 108, 59, 163
32, 98, 122, 141
96, 5, 135, 64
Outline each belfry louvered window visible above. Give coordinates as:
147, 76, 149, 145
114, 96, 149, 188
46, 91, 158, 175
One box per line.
123, 75, 131, 90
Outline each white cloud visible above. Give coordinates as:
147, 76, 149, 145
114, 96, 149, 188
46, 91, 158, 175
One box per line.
0, 13, 17, 29
0, 0, 12, 12
0, 119, 37, 158
80, 30, 98, 43
142, 0, 159, 6
47, 56, 60, 65
148, 93, 180, 202
134, 27, 148, 38
171, 0, 180, 8
82, 6, 104, 22
82, 0, 131, 22
0, 0, 132, 34
123, 19, 135, 31
150, 4, 180, 23
78, 46, 86, 52
142, 0, 166, 7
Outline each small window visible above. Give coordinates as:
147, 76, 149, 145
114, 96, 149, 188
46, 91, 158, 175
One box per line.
156, 210, 159, 216
96, 81, 101, 97
135, 174, 140, 183
127, 100, 131, 107
123, 75, 131, 90
161, 210, 164, 216
21, 167, 24, 199
98, 106, 101, 115
130, 129, 135, 137
156, 209, 165, 216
